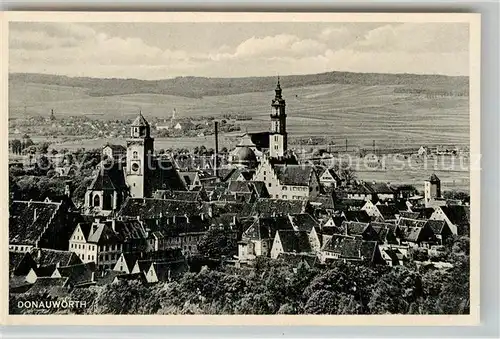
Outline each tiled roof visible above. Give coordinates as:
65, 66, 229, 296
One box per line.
310, 195, 335, 210
288, 213, 320, 233
276, 230, 312, 253
9, 252, 28, 275
248, 181, 270, 198
341, 221, 370, 236
86, 220, 147, 246
426, 219, 448, 235
398, 211, 421, 219
243, 216, 294, 240
398, 226, 424, 242
55, 263, 95, 287
27, 277, 69, 297
132, 114, 150, 127
103, 143, 126, 153
398, 217, 427, 228
154, 190, 207, 202
88, 165, 128, 191
411, 207, 436, 219
439, 205, 470, 225
276, 252, 318, 268
376, 204, 399, 220
117, 198, 207, 219
343, 210, 371, 222
322, 236, 378, 261
150, 158, 187, 191
252, 198, 308, 217
154, 215, 210, 237
428, 173, 440, 182
227, 181, 253, 193
30, 248, 82, 268
149, 260, 189, 281
178, 171, 198, 187
273, 164, 315, 186
364, 182, 395, 194
9, 201, 61, 245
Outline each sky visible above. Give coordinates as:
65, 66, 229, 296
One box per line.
9, 22, 470, 79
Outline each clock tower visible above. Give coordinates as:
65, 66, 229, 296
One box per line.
126, 112, 154, 198
269, 77, 287, 158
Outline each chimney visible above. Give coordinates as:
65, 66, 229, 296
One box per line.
91, 272, 95, 282
185, 214, 190, 224
33, 208, 37, 220
214, 121, 219, 180
232, 215, 237, 225
36, 248, 42, 260
111, 219, 116, 232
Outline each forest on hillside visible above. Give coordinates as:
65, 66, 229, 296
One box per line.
9, 72, 469, 99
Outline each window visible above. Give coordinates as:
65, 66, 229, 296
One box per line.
88, 255, 91, 260
282, 195, 287, 199
264, 171, 266, 175
93, 194, 100, 207
268, 183, 272, 187
133, 151, 138, 159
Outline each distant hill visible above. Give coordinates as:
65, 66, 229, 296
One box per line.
9, 72, 469, 99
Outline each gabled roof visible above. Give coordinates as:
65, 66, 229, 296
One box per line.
341, 221, 370, 237
398, 226, 426, 242
310, 194, 335, 210
9, 252, 34, 276
248, 181, 269, 199
398, 211, 421, 219
88, 164, 128, 192
321, 235, 378, 261
151, 158, 187, 191
364, 182, 395, 195
154, 190, 207, 202
27, 277, 69, 297
243, 216, 294, 240
411, 207, 436, 219
398, 217, 427, 228
425, 219, 448, 235
9, 200, 61, 245
30, 248, 82, 268
376, 204, 399, 220
288, 213, 320, 233
276, 252, 318, 268
227, 181, 253, 193
439, 205, 470, 225
148, 260, 189, 281
55, 263, 95, 287
86, 220, 147, 245
276, 230, 312, 253
103, 143, 126, 153
343, 210, 371, 222
273, 164, 315, 186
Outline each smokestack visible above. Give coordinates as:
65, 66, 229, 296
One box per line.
214, 121, 219, 180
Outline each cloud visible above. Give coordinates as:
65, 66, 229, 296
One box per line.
351, 23, 469, 53
9, 22, 470, 79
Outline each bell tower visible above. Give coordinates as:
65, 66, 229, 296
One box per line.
269, 77, 287, 158
126, 111, 154, 198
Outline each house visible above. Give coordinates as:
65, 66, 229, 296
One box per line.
370, 223, 400, 246
51, 263, 96, 288
341, 210, 371, 223
417, 146, 429, 156
9, 199, 81, 253
342, 181, 395, 202
270, 230, 313, 259
276, 252, 318, 271
309, 194, 336, 217
251, 198, 310, 218
318, 168, 341, 188
340, 221, 380, 242
320, 236, 384, 266
146, 215, 210, 257
25, 277, 71, 297
68, 219, 148, 270
117, 198, 209, 221
361, 201, 399, 222
425, 220, 452, 245
397, 224, 437, 248
429, 205, 470, 235
10, 271, 37, 294
153, 190, 208, 202
9, 251, 37, 277
252, 155, 320, 201
29, 248, 83, 278
381, 248, 407, 266
288, 214, 322, 252
143, 260, 190, 283
238, 216, 294, 261
113, 252, 141, 274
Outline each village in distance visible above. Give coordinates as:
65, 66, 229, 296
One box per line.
8, 72, 471, 316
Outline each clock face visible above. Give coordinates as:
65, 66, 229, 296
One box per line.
131, 163, 140, 172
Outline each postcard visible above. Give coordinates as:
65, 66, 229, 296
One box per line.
0, 11, 480, 326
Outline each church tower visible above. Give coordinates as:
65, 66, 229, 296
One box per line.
424, 173, 441, 207
126, 112, 154, 198
269, 78, 287, 158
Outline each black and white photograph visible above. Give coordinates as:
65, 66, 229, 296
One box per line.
3, 12, 480, 323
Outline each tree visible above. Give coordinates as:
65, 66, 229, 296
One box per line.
11, 139, 22, 154
197, 228, 237, 259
